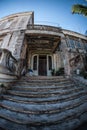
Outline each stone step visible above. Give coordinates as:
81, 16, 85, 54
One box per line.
12, 83, 75, 91
0, 118, 29, 130
21, 76, 65, 80
17, 78, 69, 83
11, 86, 84, 94
0, 75, 87, 130
2, 90, 87, 104
0, 102, 87, 125
0, 94, 87, 114
0, 115, 86, 130
13, 80, 73, 87
6, 87, 84, 98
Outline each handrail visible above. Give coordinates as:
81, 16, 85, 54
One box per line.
0, 49, 21, 77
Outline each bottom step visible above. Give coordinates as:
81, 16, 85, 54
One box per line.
0, 117, 84, 130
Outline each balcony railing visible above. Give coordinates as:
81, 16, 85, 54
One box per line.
27, 24, 62, 33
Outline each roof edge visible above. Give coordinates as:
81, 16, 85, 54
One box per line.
0, 11, 34, 22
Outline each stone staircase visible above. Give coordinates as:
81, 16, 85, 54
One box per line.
0, 76, 87, 130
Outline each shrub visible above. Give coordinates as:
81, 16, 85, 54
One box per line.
80, 70, 87, 79
0, 84, 4, 87
51, 69, 55, 76
55, 67, 64, 76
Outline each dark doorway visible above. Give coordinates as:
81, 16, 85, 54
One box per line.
39, 55, 47, 76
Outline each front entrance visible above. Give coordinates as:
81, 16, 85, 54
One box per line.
32, 54, 52, 76
39, 55, 47, 76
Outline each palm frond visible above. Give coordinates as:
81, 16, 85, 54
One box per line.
72, 4, 87, 16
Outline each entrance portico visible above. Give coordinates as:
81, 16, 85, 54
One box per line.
25, 27, 63, 76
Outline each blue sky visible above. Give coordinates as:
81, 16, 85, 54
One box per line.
0, 0, 87, 34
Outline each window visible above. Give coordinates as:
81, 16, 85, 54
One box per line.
84, 42, 87, 51
82, 40, 87, 51
48, 56, 52, 70
69, 39, 75, 48
66, 39, 70, 47
33, 56, 37, 70
75, 40, 81, 48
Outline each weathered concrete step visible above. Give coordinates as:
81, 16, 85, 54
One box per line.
17, 78, 69, 83
10, 86, 84, 94
0, 95, 87, 114
12, 84, 75, 91
0, 102, 87, 125
0, 115, 86, 130
12, 82, 75, 88
2, 90, 87, 104
15, 80, 71, 86
0, 118, 29, 130
7, 87, 84, 98
21, 76, 65, 80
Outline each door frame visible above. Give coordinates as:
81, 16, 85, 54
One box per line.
39, 55, 47, 76
32, 54, 53, 76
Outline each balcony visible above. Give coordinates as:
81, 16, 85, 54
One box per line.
27, 24, 62, 33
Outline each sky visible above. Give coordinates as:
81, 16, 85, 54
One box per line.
0, 0, 87, 34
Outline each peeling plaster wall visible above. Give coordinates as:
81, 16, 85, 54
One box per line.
0, 12, 87, 76
53, 52, 64, 71
0, 12, 34, 60
61, 33, 87, 75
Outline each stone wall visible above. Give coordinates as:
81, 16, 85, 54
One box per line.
0, 12, 34, 85
0, 12, 34, 60
61, 33, 87, 76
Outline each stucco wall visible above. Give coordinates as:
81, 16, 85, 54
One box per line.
0, 12, 34, 60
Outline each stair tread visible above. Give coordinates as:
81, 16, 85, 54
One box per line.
0, 76, 87, 129
0, 117, 82, 130
16, 79, 69, 83
0, 102, 87, 125
0, 95, 87, 114
12, 83, 75, 90
3, 90, 87, 104
12, 85, 84, 92
15, 80, 71, 85
7, 87, 84, 97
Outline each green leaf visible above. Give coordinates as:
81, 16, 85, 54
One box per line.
72, 4, 87, 16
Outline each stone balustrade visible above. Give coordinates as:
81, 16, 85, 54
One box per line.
0, 49, 23, 87
27, 24, 62, 33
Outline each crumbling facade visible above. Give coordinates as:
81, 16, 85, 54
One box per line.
0, 11, 87, 84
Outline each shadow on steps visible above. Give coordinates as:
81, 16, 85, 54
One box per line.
74, 122, 87, 130
0, 127, 6, 130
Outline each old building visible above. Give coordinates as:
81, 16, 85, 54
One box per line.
0, 11, 87, 130
0, 11, 87, 83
